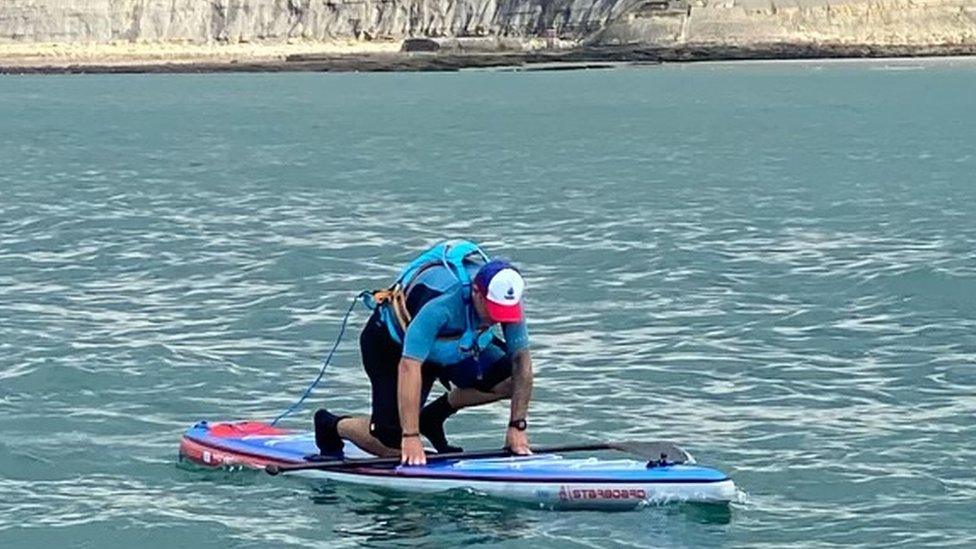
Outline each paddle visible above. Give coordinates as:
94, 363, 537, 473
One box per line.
264, 440, 691, 476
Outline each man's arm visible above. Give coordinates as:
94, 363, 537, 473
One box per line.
506, 349, 533, 454
509, 349, 533, 421
398, 302, 450, 465
398, 356, 427, 465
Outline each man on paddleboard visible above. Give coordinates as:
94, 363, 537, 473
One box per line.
314, 241, 533, 465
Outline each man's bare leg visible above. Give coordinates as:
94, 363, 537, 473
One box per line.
447, 378, 512, 409
336, 416, 399, 457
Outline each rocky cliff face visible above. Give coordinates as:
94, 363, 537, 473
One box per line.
0, 0, 635, 43
1, 0, 974, 46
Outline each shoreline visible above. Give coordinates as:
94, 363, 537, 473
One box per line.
3, 42, 976, 74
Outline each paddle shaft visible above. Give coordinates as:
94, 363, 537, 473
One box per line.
265, 442, 616, 476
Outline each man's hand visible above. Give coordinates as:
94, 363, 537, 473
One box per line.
401, 435, 427, 466
505, 427, 532, 455
397, 356, 425, 466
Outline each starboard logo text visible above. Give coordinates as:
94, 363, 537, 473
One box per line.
558, 486, 647, 501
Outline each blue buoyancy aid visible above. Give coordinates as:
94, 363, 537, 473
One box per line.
364, 240, 492, 353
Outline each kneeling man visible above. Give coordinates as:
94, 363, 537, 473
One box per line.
314, 241, 533, 465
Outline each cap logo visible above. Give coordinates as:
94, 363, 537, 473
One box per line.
485, 267, 525, 306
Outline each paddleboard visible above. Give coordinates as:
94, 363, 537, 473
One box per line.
179, 421, 736, 509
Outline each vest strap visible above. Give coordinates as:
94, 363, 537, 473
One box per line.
371, 285, 411, 336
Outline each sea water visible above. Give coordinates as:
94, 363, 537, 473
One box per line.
1, 59, 975, 548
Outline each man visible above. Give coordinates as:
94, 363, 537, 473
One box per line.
313, 240, 533, 465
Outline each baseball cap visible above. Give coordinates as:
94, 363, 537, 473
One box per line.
473, 259, 525, 323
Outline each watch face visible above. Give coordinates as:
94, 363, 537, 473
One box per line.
510, 419, 527, 431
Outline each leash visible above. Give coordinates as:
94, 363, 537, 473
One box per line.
269, 291, 369, 426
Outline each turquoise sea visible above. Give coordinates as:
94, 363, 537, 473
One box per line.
1, 59, 975, 548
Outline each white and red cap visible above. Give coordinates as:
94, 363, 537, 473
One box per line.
474, 259, 525, 323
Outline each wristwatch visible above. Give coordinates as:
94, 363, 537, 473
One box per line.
508, 418, 527, 431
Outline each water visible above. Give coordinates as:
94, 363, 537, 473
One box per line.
1, 59, 975, 548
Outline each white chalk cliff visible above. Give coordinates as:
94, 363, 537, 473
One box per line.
1, 0, 974, 46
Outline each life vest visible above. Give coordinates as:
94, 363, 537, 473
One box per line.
364, 240, 490, 349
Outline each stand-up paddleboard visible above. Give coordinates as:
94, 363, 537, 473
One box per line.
179, 421, 736, 509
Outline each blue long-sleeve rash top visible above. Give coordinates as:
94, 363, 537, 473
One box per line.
401, 284, 529, 365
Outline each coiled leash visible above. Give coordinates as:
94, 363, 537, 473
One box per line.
269, 291, 369, 426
